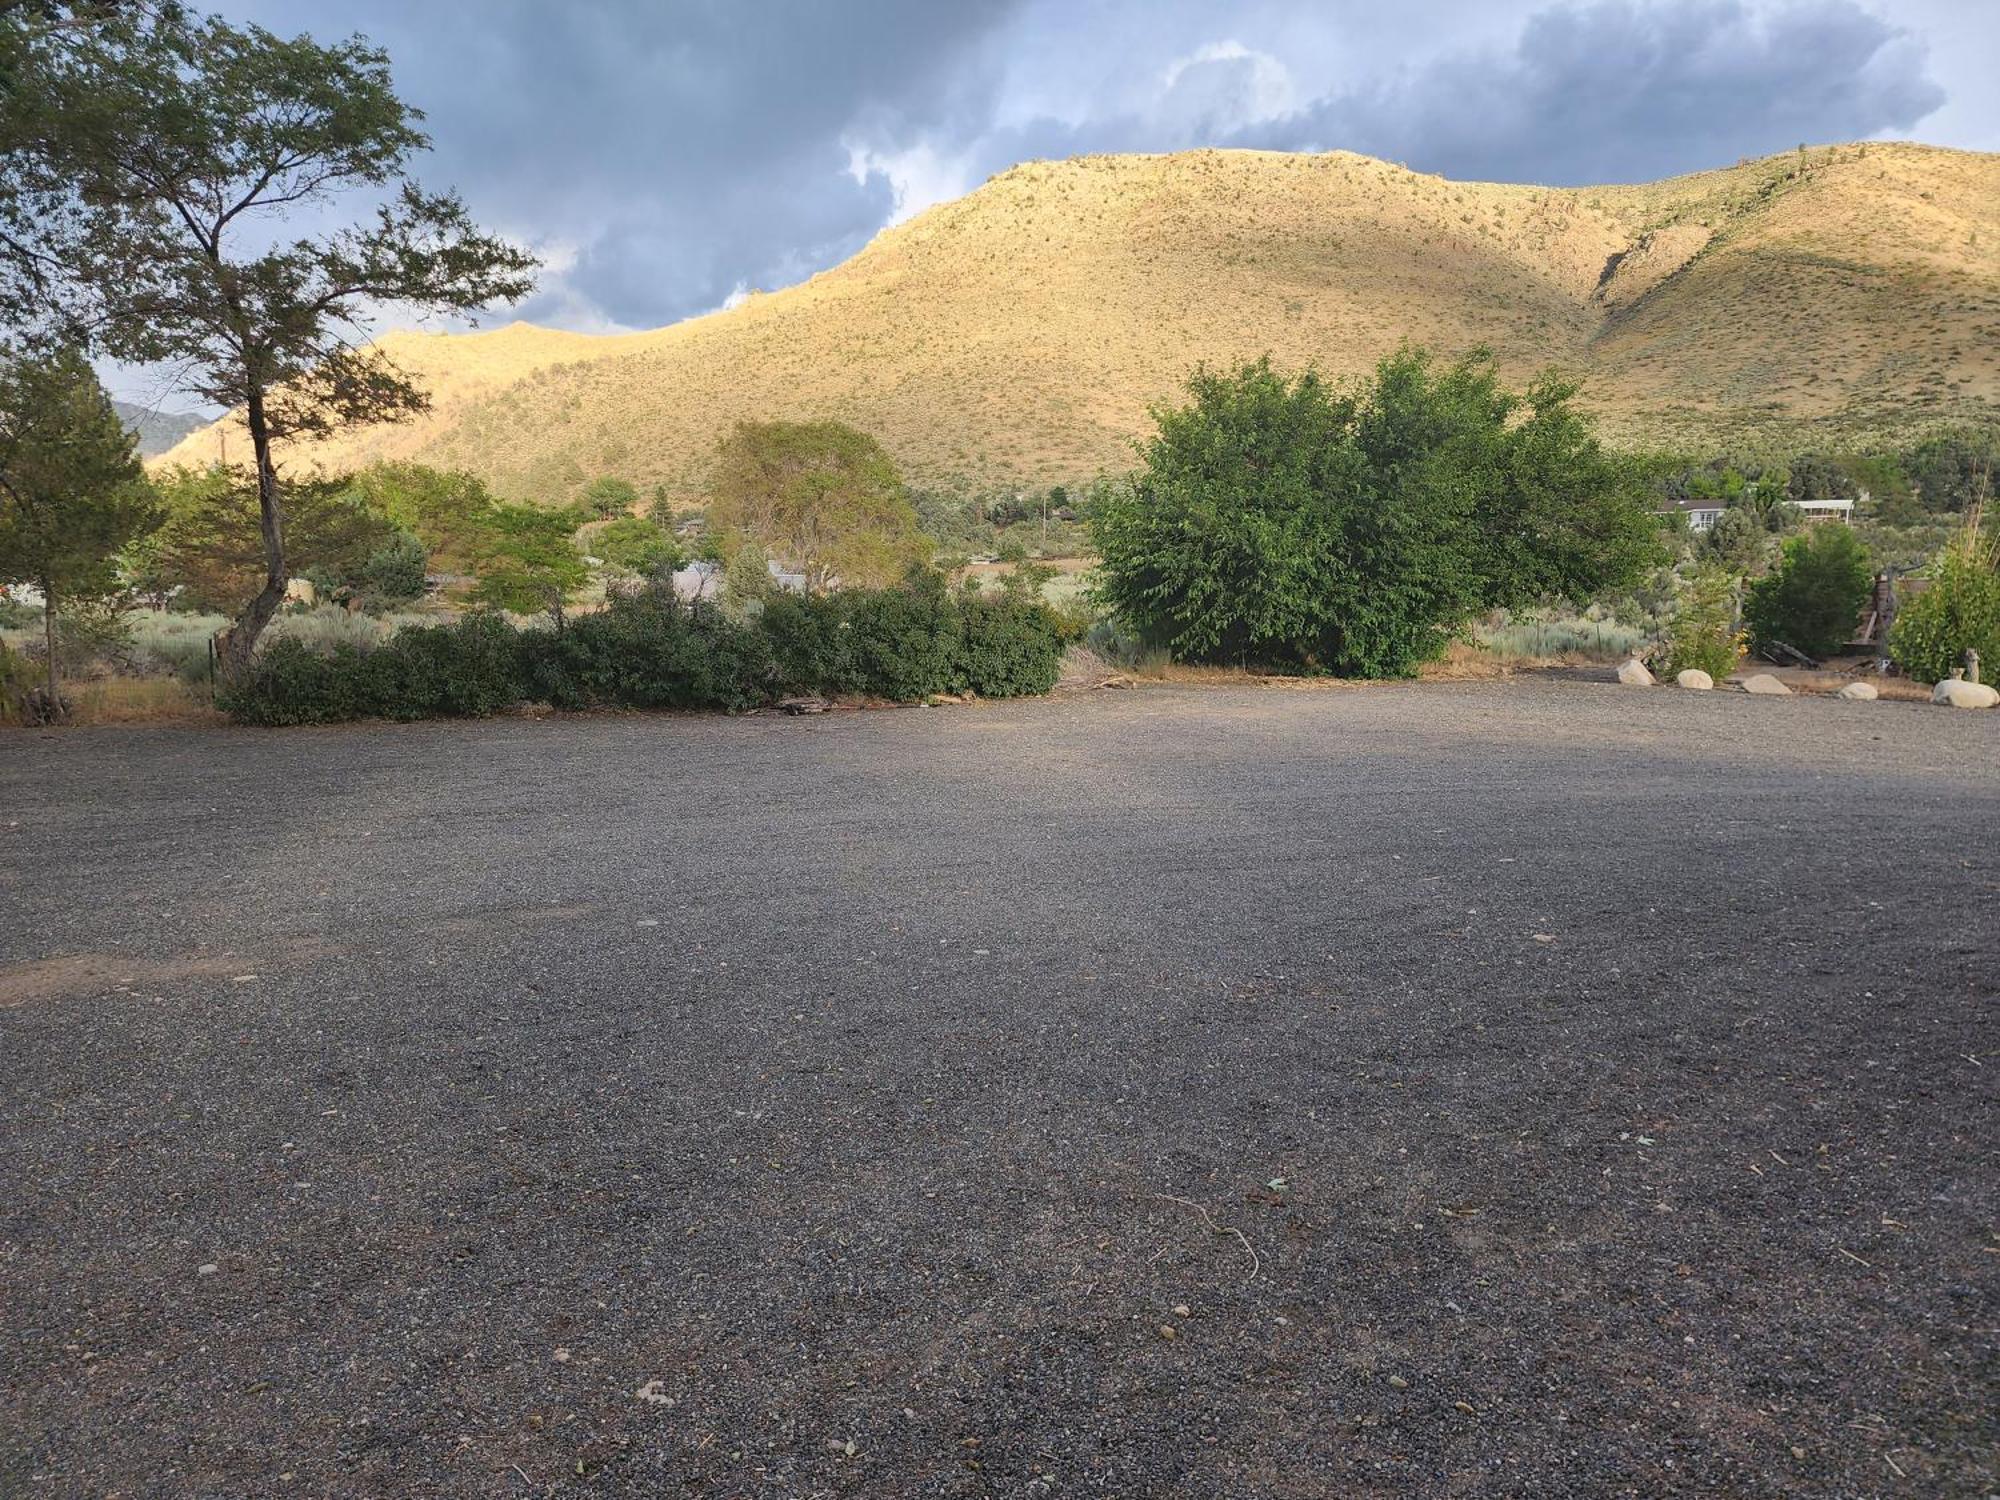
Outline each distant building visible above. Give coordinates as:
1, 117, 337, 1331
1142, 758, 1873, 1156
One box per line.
1656, 495, 1854, 531
1658, 496, 1728, 532
1791, 497, 1855, 524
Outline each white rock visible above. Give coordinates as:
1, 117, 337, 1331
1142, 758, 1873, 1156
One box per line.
1674, 669, 1713, 691
1835, 682, 1878, 701
1740, 673, 1792, 696
1932, 678, 1999, 709
1616, 658, 1655, 687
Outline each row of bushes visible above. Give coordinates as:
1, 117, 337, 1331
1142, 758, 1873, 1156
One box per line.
218, 578, 1075, 726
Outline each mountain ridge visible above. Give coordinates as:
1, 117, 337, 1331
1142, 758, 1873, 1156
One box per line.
156, 141, 2000, 500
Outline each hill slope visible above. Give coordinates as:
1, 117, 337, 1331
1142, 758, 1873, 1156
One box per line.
114, 400, 205, 458
158, 142, 2000, 500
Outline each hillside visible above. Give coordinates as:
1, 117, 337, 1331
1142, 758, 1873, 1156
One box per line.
114, 400, 205, 458
158, 142, 2000, 501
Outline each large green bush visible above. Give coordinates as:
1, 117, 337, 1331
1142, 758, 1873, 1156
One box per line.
1889, 543, 2000, 683
1743, 525, 1872, 657
1089, 350, 1660, 677
218, 579, 1071, 724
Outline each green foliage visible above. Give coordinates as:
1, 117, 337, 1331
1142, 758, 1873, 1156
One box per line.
579, 476, 639, 519
0, 8, 535, 660
1090, 350, 1659, 677
1889, 541, 2000, 684
592, 515, 682, 577
144, 464, 401, 613
352, 532, 430, 607
520, 592, 773, 713
0, 346, 157, 703
1700, 508, 1773, 574
1656, 567, 1745, 683
470, 505, 587, 620
219, 613, 524, 726
1743, 525, 1872, 657
340, 462, 502, 573
710, 419, 928, 589
218, 579, 1074, 724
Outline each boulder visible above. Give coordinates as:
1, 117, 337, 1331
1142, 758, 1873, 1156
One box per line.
1740, 674, 1792, 696
1616, 658, 1655, 687
1835, 682, 1878, 701
1674, 669, 1713, 691
1932, 678, 1999, 709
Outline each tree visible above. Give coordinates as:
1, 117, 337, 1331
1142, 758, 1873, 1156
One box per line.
592, 514, 682, 579
145, 463, 401, 613
0, 346, 156, 714
470, 504, 586, 626
709, 420, 928, 591
1090, 350, 1659, 676
579, 476, 638, 519
0, 8, 535, 671
1743, 524, 1871, 657
340, 461, 503, 574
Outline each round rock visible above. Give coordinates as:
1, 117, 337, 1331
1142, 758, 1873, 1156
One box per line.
1740, 673, 1792, 696
1615, 658, 1655, 687
1835, 681, 1878, 701
1674, 669, 1713, 691
1932, 678, 1999, 709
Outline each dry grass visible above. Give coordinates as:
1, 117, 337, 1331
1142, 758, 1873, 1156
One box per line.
33, 676, 219, 726
156, 142, 2000, 501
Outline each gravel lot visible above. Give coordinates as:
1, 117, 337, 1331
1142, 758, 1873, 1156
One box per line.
2, 677, 1995, 1498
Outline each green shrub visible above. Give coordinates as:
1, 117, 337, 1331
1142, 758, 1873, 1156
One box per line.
1889, 542, 2000, 683
1089, 350, 1660, 677
1743, 525, 1871, 657
221, 613, 524, 725
1656, 567, 1744, 682
219, 578, 1071, 724
521, 592, 773, 711
840, 574, 961, 700
354, 531, 431, 606
955, 595, 1072, 696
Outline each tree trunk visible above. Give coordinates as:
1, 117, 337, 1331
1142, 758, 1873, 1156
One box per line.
220, 387, 287, 677
41, 576, 58, 709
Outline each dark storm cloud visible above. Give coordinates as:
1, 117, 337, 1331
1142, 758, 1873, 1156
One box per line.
209, 0, 1953, 336
243, 0, 1023, 328
1241, 0, 1948, 182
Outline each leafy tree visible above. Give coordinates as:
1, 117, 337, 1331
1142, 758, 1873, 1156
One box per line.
593, 514, 682, 578
1701, 507, 1772, 574
579, 476, 638, 519
1743, 524, 1871, 657
145, 464, 401, 613
1889, 536, 2000, 684
709, 419, 928, 591
0, 7, 535, 670
0, 346, 156, 712
1090, 350, 1659, 676
1785, 453, 1852, 506
1901, 427, 1996, 515
340, 462, 503, 574
470, 504, 586, 626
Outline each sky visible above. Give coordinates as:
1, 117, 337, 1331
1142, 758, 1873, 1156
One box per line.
120, 0, 1995, 407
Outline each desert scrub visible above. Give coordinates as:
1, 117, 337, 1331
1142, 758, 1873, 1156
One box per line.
1656, 568, 1745, 682
1889, 541, 2000, 683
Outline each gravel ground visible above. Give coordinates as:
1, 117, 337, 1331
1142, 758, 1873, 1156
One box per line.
2, 677, 1995, 1498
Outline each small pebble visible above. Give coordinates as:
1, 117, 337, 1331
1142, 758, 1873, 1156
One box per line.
196, 1263, 219, 1276
1158, 1324, 1176, 1340
1172, 1304, 1191, 1317
1387, 1375, 1409, 1389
